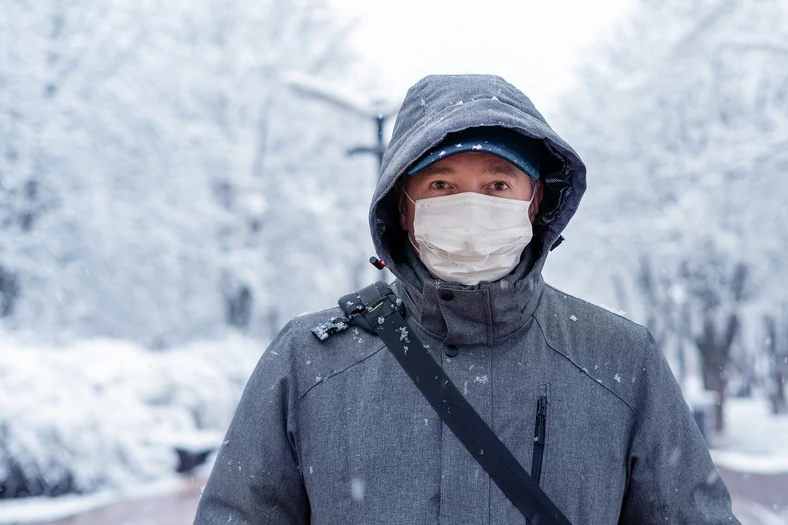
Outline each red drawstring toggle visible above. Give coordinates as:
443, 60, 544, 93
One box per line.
369, 257, 387, 270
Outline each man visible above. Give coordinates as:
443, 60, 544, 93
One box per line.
194, 74, 740, 524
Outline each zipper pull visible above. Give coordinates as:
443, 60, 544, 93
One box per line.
535, 396, 547, 445
531, 394, 548, 484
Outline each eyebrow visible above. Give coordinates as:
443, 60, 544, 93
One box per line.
483, 164, 520, 176
420, 166, 455, 175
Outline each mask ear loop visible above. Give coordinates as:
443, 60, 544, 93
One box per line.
526, 178, 539, 205
524, 178, 540, 221
402, 189, 421, 254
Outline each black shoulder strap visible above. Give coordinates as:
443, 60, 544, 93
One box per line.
338, 282, 572, 525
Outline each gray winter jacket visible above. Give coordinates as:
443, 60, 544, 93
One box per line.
194, 75, 740, 524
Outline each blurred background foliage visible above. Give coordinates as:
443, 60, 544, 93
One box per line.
1, 0, 787, 506
1, 0, 378, 347
552, 0, 788, 423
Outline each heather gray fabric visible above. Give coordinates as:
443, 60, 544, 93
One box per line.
194, 75, 740, 525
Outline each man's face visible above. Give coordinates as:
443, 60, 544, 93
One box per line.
398, 152, 543, 245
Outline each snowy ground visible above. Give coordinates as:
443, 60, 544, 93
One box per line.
0, 336, 786, 524
707, 397, 788, 525
0, 477, 191, 524
711, 397, 788, 474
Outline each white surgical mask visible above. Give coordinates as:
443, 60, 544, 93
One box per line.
406, 191, 535, 286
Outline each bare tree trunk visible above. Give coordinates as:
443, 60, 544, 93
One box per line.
781, 303, 788, 413
697, 313, 739, 432
675, 302, 691, 387
636, 255, 660, 335
0, 266, 20, 317
225, 286, 253, 330
765, 314, 788, 415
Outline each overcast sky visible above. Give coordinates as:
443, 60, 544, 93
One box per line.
331, 0, 634, 117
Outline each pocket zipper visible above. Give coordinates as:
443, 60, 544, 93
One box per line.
531, 395, 547, 485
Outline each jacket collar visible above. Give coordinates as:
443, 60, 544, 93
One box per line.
397, 242, 545, 347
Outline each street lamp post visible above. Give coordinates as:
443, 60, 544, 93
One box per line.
283, 72, 399, 176
346, 113, 387, 172
283, 72, 399, 283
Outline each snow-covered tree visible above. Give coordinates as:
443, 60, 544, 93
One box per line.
554, 0, 788, 428
1, 0, 378, 346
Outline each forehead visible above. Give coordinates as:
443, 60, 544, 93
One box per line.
416, 152, 522, 176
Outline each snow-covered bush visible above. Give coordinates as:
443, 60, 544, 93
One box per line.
0, 336, 262, 498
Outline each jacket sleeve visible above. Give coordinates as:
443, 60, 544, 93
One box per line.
618, 333, 740, 524
194, 321, 309, 525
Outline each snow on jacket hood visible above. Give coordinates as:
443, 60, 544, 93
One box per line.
370, 74, 587, 280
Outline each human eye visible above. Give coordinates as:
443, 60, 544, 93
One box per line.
488, 181, 510, 191
430, 180, 451, 191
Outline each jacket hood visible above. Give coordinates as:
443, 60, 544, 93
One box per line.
370, 74, 586, 278
369, 74, 587, 345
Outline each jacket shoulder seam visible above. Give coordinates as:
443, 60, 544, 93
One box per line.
543, 283, 641, 328
292, 342, 388, 409
532, 314, 637, 415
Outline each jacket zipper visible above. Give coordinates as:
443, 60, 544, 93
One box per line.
531, 394, 547, 485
